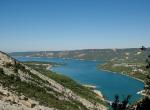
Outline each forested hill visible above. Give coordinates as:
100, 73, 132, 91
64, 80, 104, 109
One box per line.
10, 48, 150, 63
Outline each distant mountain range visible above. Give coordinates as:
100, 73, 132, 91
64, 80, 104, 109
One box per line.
10, 48, 150, 63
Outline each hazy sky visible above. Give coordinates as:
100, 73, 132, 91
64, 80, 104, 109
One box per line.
0, 0, 150, 52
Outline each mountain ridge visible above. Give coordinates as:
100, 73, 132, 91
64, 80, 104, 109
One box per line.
9, 48, 150, 62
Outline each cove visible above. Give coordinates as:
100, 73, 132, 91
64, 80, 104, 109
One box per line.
16, 57, 144, 103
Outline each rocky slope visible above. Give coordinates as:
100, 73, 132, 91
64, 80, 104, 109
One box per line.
0, 51, 107, 110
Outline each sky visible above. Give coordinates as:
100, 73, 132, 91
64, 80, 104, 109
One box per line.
0, 0, 150, 52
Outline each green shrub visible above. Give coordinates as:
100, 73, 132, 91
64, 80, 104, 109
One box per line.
0, 68, 4, 74
4, 62, 12, 68
13, 68, 18, 73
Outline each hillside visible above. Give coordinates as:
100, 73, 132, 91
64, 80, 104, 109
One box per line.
0, 51, 107, 110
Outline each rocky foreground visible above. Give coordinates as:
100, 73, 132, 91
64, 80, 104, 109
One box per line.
0, 51, 107, 110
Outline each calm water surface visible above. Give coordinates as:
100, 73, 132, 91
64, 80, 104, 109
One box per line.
16, 57, 144, 103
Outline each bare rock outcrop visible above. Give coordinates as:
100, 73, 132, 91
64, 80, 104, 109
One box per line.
0, 85, 55, 110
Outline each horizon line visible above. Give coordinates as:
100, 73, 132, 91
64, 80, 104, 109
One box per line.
8, 47, 147, 53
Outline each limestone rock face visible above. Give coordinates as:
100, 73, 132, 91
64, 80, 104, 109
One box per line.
0, 86, 55, 110
0, 100, 55, 110
0, 51, 16, 65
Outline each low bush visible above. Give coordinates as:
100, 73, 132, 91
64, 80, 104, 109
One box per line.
0, 68, 4, 74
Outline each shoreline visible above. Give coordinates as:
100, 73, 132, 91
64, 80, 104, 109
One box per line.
99, 68, 144, 83
99, 68, 147, 97
46, 64, 52, 70
82, 84, 105, 101
93, 90, 105, 100
82, 84, 97, 89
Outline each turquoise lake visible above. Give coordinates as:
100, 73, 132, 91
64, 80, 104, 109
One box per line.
16, 57, 144, 103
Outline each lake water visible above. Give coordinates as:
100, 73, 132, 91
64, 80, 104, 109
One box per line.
16, 57, 144, 103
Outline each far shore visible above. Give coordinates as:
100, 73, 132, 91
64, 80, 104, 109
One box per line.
99, 68, 144, 83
